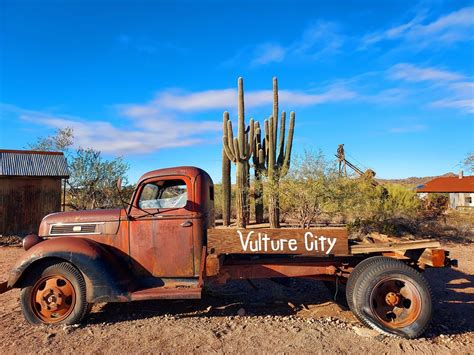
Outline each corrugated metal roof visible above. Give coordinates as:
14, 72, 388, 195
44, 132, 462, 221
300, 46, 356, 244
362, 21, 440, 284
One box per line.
417, 176, 474, 193
0, 150, 69, 177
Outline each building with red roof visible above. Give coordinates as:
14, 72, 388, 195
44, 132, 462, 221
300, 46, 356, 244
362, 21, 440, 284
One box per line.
417, 172, 474, 209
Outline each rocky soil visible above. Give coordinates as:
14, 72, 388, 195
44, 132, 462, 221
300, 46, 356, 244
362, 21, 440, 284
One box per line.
0, 243, 472, 354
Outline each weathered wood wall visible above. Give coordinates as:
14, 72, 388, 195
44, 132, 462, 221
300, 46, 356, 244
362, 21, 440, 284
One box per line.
0, 177, 62, 236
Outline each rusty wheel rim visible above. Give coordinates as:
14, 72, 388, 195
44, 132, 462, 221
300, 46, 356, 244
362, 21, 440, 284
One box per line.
369, 276, 422, 329
31, 275, 76, 323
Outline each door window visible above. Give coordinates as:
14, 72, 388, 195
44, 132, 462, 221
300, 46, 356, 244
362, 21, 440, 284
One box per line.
138, 179, 188, 209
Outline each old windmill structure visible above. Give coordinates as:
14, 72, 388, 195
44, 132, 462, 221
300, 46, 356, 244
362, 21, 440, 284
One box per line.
336, 144, 382, 188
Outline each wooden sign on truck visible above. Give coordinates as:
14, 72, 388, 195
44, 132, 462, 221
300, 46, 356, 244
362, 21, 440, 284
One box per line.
207, 227, 349, 256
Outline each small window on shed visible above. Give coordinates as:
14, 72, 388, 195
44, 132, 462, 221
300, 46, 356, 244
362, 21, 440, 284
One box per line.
466, 196, 472, 204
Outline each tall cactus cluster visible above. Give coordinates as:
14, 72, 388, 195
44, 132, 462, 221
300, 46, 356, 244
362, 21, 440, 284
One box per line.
222, 78, 254, 228
222, 77, 295, 228
254, 77, 295, 228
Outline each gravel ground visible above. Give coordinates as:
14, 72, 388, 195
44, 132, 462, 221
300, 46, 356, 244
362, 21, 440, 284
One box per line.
0, 243, 472, 354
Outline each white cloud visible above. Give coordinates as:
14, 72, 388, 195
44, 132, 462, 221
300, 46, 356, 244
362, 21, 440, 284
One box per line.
226, 21, 344, 67
251, 43, 286, 65
388, 63, 473, 114
389, 63, 465, 82
430, 98, 474, 113
361, 6, 474, 49
120, 85, 357, 115
2, 82, 359, 154
291, 21, 344, 59
3, 104, 221, 155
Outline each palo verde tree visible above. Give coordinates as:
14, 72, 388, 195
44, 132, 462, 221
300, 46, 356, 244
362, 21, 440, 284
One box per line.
254, 77, 295, 228
222, 77, 255, 228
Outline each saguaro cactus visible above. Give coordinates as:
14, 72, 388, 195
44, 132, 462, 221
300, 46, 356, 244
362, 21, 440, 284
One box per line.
252, 122, 264, 224
222, 77, 255, 228
253, 77, 295, 228
222, 146, 231, 226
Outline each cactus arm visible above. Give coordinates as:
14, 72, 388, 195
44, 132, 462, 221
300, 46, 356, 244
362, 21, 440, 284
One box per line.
238, 77, 245, 159
272, 77, 278, 142
277, 111, 286, 165
281, 111, 295, 176
223, 112, 236, 162
248, 118, 255, 157
223, 137, 236, 162
233, 137, 242, 162
267, 115, 275, 174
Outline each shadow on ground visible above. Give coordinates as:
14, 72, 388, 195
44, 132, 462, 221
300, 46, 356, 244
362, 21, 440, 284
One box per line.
85, 266, 473, 338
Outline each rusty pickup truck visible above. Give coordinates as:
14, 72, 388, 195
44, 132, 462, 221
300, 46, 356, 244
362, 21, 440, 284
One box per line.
0, 166, 456, 338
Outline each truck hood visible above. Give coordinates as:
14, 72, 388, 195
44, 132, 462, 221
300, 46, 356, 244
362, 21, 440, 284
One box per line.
38, 209, 123, 236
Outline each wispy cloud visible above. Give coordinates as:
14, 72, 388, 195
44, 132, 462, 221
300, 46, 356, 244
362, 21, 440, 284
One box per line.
121, 84, 357, 115
226, 21, 344, 67
1, 82, 359, 154
361, 6, 474, 49
388, 63, 473, 114
389, 63, 465, 82
431, 98, 474, 113
251, 43, 286, 65
1, 103, 221, 155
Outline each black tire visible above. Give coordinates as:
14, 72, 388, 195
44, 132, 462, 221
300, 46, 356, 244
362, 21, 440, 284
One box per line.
20, 262, 89, 325
346, 256, 388, 316
349, 257, 432, 338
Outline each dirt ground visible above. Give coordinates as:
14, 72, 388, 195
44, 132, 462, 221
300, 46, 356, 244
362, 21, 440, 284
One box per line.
0, 243, 472, 354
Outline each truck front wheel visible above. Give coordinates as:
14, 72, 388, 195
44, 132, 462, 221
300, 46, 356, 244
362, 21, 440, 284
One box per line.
348, 257, 432, 338
20, 262, 89, 325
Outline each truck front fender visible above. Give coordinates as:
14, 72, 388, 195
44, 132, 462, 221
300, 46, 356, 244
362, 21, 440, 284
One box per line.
7, 237, 132, 303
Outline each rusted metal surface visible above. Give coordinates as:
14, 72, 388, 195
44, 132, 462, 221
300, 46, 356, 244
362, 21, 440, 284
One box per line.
130, 287, 201, 301
369, 276, 422, 329
0, 281, 9, 294
198, 246, 206, 287
0, 150, 69, 177
22, 233, 43, 251
8, 237, 133, 303
205, 254, 221, 277
127, 167, 213, 278
31, 274, 76, 323
219, 261, 340, 282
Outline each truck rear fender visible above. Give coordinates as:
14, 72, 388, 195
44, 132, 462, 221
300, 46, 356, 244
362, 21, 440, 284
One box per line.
7, 237, 132, 303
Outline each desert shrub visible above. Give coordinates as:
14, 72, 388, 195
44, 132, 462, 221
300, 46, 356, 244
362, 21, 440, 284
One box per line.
278, 150, 341, 228
420, 193, 448, 219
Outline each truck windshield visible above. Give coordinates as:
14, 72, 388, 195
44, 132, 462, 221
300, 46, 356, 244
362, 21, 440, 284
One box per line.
139, 180, 187, 209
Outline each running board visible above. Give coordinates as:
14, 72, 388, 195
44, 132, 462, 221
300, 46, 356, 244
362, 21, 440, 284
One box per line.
130, 287, 202, 301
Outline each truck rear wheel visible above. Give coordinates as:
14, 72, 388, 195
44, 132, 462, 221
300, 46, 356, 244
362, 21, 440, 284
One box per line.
348, 257, 432, 338
20, 262, 89, 325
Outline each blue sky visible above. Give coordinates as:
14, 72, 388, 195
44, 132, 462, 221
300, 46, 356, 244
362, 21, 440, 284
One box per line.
1, 0, 473, 183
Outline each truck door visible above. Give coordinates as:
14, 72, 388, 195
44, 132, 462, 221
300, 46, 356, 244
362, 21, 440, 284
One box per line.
129, 176, 195, 277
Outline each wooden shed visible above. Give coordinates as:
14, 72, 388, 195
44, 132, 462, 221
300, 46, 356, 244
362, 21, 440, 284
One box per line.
0, 150, 69, 236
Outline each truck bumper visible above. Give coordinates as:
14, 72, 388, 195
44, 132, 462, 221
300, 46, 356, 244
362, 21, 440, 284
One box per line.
0, 281, 9, 295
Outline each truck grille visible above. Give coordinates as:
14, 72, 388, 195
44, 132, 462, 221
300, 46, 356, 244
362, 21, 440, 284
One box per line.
50, 224, 97, 235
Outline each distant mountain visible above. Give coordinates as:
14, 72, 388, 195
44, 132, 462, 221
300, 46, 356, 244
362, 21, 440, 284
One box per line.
376, 172, 457, 187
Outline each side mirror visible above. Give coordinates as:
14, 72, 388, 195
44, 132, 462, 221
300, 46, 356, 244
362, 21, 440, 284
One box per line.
116, 177, 123, 192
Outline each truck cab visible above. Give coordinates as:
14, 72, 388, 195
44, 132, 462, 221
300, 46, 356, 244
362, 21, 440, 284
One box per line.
2, 166, 214, 324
